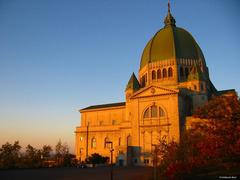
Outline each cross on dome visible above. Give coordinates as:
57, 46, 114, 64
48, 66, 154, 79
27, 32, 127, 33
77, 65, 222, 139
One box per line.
164, 0, 176, 27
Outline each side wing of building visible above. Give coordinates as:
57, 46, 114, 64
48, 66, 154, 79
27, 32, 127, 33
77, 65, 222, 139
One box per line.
75, 102, 128, 164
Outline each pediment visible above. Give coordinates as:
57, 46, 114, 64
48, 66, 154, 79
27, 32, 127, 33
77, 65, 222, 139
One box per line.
131, 85, 179, 99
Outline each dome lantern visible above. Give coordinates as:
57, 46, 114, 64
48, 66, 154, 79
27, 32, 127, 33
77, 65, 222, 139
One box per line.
140, 1, 206, 70
164, 1, 176, 27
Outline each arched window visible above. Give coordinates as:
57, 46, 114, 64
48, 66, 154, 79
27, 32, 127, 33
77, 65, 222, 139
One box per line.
157, 69, 161, 79
192, 67, 196, 74
180, 66, 184, 77
143, 105, 166, 119
162, 68, 167, 78
194, 85, 197, 90
140, 76, 143, 86
159, 107, 165, 117
200, 83, 204, 91
141, 74, 147, 87
151, 105, 157, 118
91, 137, 96, 149
127, 135, 132, 146
168, 67, 173, 77
104, 137, 110, 148
185, 67, 189, 78
152, 70, 156, 80
143, 108, 150, 118
112, 120, 117, 125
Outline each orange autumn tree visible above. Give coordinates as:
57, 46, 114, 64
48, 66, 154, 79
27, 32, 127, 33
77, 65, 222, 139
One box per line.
192, 94, 240, 160
159, 94, 240, 178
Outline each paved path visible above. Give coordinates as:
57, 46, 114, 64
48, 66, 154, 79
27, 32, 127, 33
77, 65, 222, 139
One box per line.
0, 166, 153, 180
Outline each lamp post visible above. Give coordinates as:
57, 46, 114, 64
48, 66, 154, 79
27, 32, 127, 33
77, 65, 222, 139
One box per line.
80, 136, 83, 163
86, 123, 89, 159
41, 154, 43, 167
79, 148, 82, 163
105, 141, 114, 180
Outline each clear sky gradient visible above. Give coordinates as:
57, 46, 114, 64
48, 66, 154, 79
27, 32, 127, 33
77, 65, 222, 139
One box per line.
0, 0, 239, 153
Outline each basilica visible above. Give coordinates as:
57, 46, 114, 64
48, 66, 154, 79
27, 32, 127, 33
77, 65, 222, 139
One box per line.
75, 4, 218, 166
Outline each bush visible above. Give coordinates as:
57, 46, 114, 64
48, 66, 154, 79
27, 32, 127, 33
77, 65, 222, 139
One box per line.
85, 153, 109, 165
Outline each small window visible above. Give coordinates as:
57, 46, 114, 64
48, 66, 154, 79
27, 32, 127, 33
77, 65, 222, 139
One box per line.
157, 69, 161, 79
91, 137, 96, 149
112, 120, 117, 125
143, 108, 150, 118
159, 107, 165, 117
194, 85, 197, 90
168, 67, 173, 77
118, 137, 121, 146
162, 68, 167, 78
152, 70, 156, 80
200, 83, 204, 91
127, 135, 132, 146
134, 158, 138, 163
144, 159, 149, 164
104, 137, 110, 148
180, 66, 184, 77
185, 67, 189, 77
99, 121, 103, 126
151, 105, 157, 118
141, 75, 146, 87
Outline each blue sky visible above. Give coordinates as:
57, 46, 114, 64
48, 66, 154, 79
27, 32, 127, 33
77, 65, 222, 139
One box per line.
0, 0, 239, 153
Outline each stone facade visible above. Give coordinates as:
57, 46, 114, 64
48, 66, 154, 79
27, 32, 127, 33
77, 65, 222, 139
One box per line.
75, 6, 217, 166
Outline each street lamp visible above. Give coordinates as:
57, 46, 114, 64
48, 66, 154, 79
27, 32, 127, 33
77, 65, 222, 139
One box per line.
80, 136, 83, 163
105, 141, 114, 180
79, 148, 83, 163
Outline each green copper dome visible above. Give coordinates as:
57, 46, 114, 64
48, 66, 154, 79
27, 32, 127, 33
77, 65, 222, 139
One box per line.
140, 11, 205, 69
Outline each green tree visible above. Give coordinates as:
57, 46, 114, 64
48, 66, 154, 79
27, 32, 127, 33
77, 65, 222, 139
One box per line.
24, 144, 42, 168
55, 140, 70, 166
193, 94, 240, 122
0, 141, 21, 169
41, 145, 52, 159
55, 140, 69, 157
